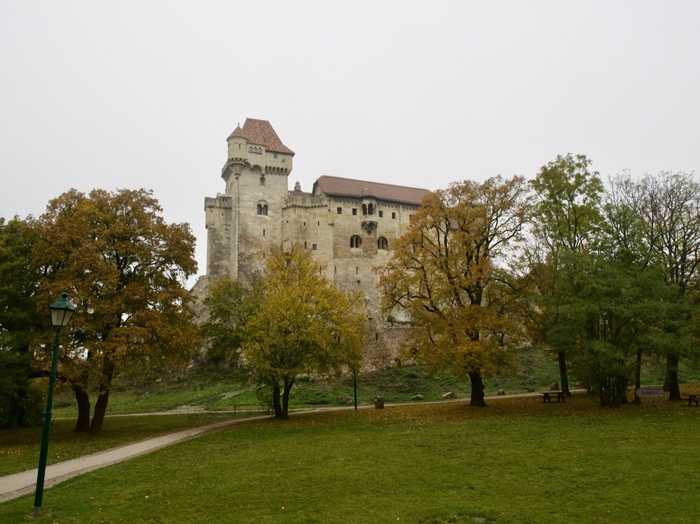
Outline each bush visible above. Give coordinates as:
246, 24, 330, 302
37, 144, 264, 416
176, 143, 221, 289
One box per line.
0, 351, 44, 427
255, 384, 273, 413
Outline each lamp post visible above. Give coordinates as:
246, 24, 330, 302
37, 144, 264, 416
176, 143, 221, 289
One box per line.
353, 368, 358, 411
33, 292, 76, 517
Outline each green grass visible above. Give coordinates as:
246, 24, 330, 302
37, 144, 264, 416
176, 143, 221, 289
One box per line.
2, 396, 698, 523
50, 350, 700, 419
50, 350, 565, 418
0, 413, 238, 476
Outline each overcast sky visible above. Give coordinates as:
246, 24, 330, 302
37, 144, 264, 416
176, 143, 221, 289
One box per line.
1, 1, 699, 279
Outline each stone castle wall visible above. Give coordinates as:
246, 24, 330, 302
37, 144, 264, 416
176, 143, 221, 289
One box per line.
199, 125, 419, 368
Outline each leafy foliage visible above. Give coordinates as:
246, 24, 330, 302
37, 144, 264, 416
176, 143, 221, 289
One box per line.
379, 176, 531, 406
242, 247, 364, 417
202, 276, 258, 367
0, 217, 44, 427
31, 189, 200, 431
527, 153, 604, 394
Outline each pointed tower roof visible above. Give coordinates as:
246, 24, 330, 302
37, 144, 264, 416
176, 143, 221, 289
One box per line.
227, 118, 294, 155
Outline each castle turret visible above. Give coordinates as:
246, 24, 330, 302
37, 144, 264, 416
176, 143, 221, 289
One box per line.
204, 118, 294, 283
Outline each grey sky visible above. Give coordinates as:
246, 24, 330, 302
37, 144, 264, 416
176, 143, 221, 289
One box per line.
1, 1, 698, 279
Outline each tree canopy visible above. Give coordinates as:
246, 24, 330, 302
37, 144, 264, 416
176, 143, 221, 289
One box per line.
379, 176, 531, 406
241, 247, 364, 418
31, 188, 200, 431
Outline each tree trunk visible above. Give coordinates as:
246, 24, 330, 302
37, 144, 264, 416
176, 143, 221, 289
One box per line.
72, 384, 91, 432
281, 377, 295, 419
557, 351, 570, 396
90, 359, 114, 432
468, 370, 486, 407
633, 349, 642, 404
666, 352, 681, 401
600, 375, 627, 407
272, 383, 283, 418
90, 390, 109, 432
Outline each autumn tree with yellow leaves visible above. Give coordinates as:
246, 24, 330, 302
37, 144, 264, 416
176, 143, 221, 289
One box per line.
242, 247, 364, 418
379, 177, 530, 406
32, 189, 199, 432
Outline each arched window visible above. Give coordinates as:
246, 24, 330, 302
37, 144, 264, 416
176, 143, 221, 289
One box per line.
257, 201, 268, 216
378, 237, 388, 250
260, 175, 266, 186
350, 235, 362, 249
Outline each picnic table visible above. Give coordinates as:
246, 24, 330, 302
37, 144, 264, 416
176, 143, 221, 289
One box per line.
542, 391, 566, 403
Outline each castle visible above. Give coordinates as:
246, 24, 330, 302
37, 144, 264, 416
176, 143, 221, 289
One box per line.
196, 118, 429, 366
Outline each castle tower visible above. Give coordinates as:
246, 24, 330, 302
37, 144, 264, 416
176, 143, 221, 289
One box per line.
204, 118, 294, 284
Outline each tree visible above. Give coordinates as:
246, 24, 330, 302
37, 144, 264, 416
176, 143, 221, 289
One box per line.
551, 250, 671, 406
601, 175, 670, 402
243, 247, 364, 418
634, 172, 700, 400
529, 154, 604, 395
379, 176, 530, 406
0, 217, 44, 427
203, 276, 258, 367
31, 189, 199, 431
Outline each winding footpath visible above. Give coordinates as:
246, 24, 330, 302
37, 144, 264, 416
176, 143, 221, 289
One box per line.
0, 391, 572, 503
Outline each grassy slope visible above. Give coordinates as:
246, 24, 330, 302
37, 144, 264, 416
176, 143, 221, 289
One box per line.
1, 397, 698, 523
0, 413, 236, 476
51, 350, 700, 418
48, 349, 564, 417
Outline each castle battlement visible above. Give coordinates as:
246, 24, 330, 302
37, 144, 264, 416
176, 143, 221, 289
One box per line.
201, 118, 430, 367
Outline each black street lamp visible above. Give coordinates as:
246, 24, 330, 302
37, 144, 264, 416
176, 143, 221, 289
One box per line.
33, 292, 76, 517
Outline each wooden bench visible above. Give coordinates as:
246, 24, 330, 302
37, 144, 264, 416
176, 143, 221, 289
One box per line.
686, 394, 699, 407
636, 387, 665, 399
542, 391, 566, 403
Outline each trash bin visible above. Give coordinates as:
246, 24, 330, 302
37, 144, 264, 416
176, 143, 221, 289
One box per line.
373, 396, 384, 409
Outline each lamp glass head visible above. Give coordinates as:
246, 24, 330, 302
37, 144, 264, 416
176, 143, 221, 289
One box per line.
49, 292, 76, 327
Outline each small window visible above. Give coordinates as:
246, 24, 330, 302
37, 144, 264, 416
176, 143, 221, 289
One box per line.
260, 176, 265, 186
362, 204, 367, 216
312, 243, 317, 250
304, 241, 308, 249
355, 266, 359, 274
378, 237, 388, 250
379, 210, 383, 218
337, 207, 342, 214
262, 229, 266, 237
257, 202, 268, 216
303, 221, 306, 227
352, 208, 357, 216
368, 203, 375, 215
350, 235, 362, 248
392, 212, 396, 219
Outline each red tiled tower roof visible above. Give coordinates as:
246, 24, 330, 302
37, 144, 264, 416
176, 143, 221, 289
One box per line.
228, 118, 294, 155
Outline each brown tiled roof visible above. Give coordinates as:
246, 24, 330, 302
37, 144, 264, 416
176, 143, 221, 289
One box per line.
313, 176, 430, 206
227, 118, 294, 155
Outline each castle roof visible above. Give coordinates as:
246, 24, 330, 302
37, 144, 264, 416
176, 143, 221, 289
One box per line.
313, 176, 430, 206
227, 118, 294, 155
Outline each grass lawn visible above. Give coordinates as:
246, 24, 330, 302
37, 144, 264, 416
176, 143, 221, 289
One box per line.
1, 396, 698, 523
49, 352, 700, 419
47, 349, 565, 418
0, 413, 239, 476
